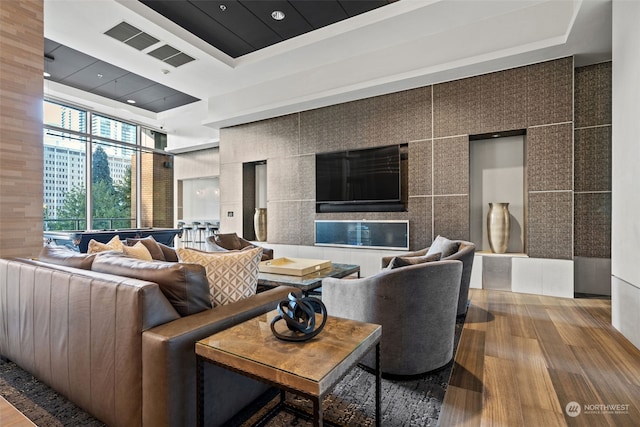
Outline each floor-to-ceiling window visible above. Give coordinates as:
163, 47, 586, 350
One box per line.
43, 100, 173, 231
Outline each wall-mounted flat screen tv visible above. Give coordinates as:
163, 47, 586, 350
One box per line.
316, 145, 401, 205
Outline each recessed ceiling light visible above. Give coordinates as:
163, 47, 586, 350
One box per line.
126, 99, 136, 104
43, 72, 51, 78
271, 10, 285, 21
219, 4, 226, 11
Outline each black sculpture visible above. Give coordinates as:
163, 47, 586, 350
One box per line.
270, 292, 327, 342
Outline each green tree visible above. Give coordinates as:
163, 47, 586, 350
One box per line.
54, 147, 134, 231
56, 185, 86, 230
92, 145, 113, 187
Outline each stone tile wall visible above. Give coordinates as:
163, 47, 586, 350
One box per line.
573, 62, 612, 259
219, 57, 610, 261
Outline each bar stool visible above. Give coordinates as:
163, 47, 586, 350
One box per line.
179, 221, 194, 248
193, 221, 207, 250
205, 222, 217, 238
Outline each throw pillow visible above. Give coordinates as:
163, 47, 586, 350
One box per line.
157, 242, 179, 262
177, 246, 262, 307
38, 244, 97, 270
214, 233, 243, 250
426, 235, 459, 258
126, 236, 166, 261
122, 241, 153, 261
387, 252, 442, 269
91, 251, 211, 316
87, 235, 124, 254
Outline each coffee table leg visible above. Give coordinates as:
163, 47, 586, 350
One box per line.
196, 356, 204, 427
376, 342, 381, 427
312, 396, 323, 427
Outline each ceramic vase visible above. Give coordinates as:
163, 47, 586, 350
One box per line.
487, 202, 510, 254
254, 208, 267, 241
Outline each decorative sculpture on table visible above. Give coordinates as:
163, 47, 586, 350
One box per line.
270, 292, 327, 342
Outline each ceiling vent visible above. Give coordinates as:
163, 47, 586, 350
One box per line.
105, 21, 195, 68
104, 22, 159, 51
148, 44, 195, 68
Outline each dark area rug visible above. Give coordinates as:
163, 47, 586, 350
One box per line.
0, 317, 463, 426
0, 358, 105, 426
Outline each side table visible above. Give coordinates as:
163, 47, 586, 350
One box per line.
196, 311, 382, 426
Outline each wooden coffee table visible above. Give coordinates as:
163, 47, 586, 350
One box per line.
257, 263, 360, 296
195, 311, 381, 426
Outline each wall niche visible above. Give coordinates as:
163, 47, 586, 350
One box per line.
469, 131, 526, 254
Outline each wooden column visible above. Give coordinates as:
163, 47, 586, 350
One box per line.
0, 0, 44, 257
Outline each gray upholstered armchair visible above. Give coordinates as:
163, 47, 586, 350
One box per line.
381, 239, 475, 316
323, 259, 463, 376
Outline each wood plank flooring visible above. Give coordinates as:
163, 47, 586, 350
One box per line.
440, 289, 640, 427
0, 396, 36, 427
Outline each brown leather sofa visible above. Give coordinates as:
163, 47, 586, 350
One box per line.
206, 232, 274, 261
0, 252, 295, 426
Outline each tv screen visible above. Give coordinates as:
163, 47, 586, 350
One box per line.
316, 145, 401, 204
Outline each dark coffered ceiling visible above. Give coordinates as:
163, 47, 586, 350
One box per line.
140, 0, 396, 58
44, 39, 200, 113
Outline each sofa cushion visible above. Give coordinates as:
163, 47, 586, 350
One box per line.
387, 252, 441, 269
38, 244, 97, 270
87, 235, 124, 253
214, 233, 243, 250
122, 241, 153, 261
157, 242, 179, 262
426, 235, 459, 258
126, 236, 166, 261
177, 246, 262, 307
91, 251, 211, 316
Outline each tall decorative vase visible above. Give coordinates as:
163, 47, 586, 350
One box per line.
254, 208, 267, 242
487, 202, 510, 254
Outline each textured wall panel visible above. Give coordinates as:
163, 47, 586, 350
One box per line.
433, 76, 478, 138
433, 136, 469, 195
220, 115, 298, 163
408, 140, 432, 197
574, 126, 612, 192
219, 57, 580, 257
408, 196, 432, 250
267, 201, 301, 244
479, 66, 528, 133
527, 123, 573, 191
527, 191, 573, 259
219, 163, 243, 204
267, 155, 314, 202
526, 57, 573, 126
406, 86, 432, 142
575, 62, 612, 128
574, 192, 611, 258
300, 201, 317, 246
300, 91, 409, 155
433, 196, 470, 241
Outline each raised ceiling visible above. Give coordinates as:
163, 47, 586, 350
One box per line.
44, 0, 612, 150
44, 38, 199, 113
139, 0, 395, 58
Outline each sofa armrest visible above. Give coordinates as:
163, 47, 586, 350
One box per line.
142, 285, 296, 427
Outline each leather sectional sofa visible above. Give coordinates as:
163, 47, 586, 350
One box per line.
0, 246, 295, 426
